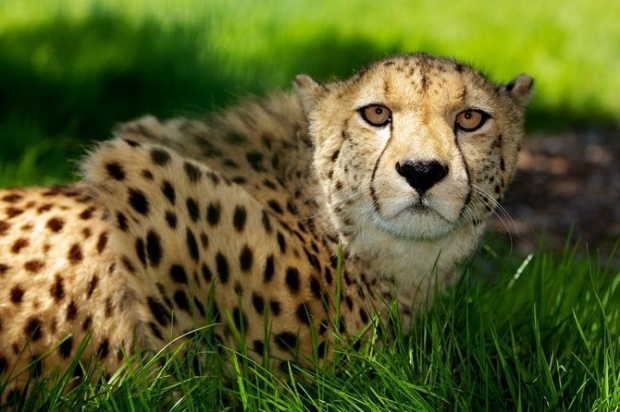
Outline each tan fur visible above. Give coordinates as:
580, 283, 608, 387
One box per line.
0, 53, 532, 400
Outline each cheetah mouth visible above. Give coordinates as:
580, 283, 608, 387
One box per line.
400, 200, 455, 225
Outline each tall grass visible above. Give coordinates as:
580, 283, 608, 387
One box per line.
3, 240, 619, 410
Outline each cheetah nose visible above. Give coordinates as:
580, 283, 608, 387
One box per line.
395, 159, 449, 194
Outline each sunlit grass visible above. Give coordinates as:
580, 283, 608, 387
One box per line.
3, 241, 619, 410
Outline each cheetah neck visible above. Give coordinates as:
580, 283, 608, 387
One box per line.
343, 223, 484, 297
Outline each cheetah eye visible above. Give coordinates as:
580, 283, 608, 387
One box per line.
359, 104, 392, 127
455, 109, 490, 132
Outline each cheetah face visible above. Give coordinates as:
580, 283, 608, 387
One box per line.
296, 53, 533, 241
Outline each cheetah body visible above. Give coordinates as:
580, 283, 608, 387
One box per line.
0, 54, 533, 398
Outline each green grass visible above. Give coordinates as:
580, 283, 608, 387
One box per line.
3, 239, 620, 410
1, 1, 619, 410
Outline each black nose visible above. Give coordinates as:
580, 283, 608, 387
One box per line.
395, 159, 449, 194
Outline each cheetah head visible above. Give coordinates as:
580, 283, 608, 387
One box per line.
295, 53, 533, 241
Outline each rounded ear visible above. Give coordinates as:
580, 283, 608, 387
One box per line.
293, 74, 327, 115
503, 74, 535, 106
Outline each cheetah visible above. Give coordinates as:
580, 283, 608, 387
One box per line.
0, 53, 533, 401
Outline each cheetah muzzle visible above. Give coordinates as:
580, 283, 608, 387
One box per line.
0, 53, 533, 400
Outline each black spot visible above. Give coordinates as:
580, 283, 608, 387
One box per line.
331, 149, 340, 162
128, 188, 150, 215
252, 292, 264, 314
50, 275, 65, 302
268, 199, 283, 214
87, 275, 99, 298
272, 154, 280, 170
24, 259, 44, 273
232, 307, 247, 331
206, 172, 221, 185
345, 296, 353, 310
82, 316, 92, 331
146, 230, 162, 267
165, 211, 177, 229
253, 340, 264, 355
216, 252, 229, 284
263, 179, 277, 190
29, 356, 43, 377
324, 268, 333, 285
186, 228, 200, 262
97, 232, 108, 254
286, 201, 299, 216
79, 207, 96, 220
147, 297, 171, 326
10, 285, 24, 303
275, 332, 298, 351
141, 169, 154, 180
46, 217, 65, 232
304, 248, 321, 272
174, 290, 191, 312
269, 300, 281, 316
149, 322, 164, 340
98, 339, 110, 359
135, 237, 146, 266
500, 158, 506, 171
246, 151, 265, 172
263, 254, 275, 282
58, 336, 73, 359
310, 276, 322, 300
201, 263, 213, 282
105, 162, 125, 180
68, 243, 83, 265
161, 180, 176, 205
170, 264, 188, 284
116, 212, 128, 231
193, 297, 206, 317
239, 245, 253, 272
66, 300, 78, 321
0, 355, 6, 375
285, 267, 300, 294
261, 210, 272, 233
183, 161, 202, 183
200, 232, 209, 249
317, 341, 328, 359
277, 232, 286, 254
24, 318, 43, 341
360, 308, 369, 324
296, 303, 312, 325
150, 147, 171, 166
330, 255, 339, 269
206, 202, 221, 226
223, 159, 238, 168
233, 205, 247, 232
338, 318, 346, 334
186, 197, 200, 222
232, 176, 247, 185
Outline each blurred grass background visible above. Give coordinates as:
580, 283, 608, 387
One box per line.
1, 0, 618, 187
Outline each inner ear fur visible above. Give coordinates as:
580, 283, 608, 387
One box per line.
504, 74, 534, 106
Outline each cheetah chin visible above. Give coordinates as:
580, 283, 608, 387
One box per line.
0, 52, 532, 400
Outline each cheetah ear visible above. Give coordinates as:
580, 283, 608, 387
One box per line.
503, 74, 535, 106
294, 74, 328, 115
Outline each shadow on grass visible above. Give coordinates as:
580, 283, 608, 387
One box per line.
0, 12, 616, 186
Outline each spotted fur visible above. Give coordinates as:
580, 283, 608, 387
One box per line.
0, 53, 533, 400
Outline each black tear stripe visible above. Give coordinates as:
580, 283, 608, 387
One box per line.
454, 133, 473, 220
369, 119, 394, 214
